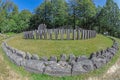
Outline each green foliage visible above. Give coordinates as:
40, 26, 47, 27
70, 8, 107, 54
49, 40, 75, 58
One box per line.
18, 10, 32, 31
68, 0, 96, 29
95, 0, 120, 37
31, 0, 96, 29
0, 0, 120, 38
30, 0, 68, 29
0, 0, 32, 33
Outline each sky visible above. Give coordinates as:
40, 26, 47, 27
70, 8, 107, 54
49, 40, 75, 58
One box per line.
12, 0, 43, 12
12, 0, 120, 12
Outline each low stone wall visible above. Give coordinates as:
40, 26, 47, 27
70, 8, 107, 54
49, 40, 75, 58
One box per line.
1, 38, 119, 77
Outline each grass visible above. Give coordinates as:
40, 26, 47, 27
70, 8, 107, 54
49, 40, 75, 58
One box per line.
1, 33, 120, 80
0, 34, 29, 80
26, 36, 120, 80
7, 34, 113, 58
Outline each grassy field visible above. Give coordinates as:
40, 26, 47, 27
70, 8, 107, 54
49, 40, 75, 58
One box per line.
0, 33, 120, 80
7, 34, 113, 58
0, 34, 29, 80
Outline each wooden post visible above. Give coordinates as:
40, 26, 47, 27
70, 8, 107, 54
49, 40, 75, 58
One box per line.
31, 31, 34, 39
50, 29, 52, 40
86, 30, 88, 39
39, 30, 42, 39
44, 29, 47, 39
73, 30, 76, 40
82, 30, 85, 40
36, 30, 39, 39
55, 29, 58, 40
60, 29, 63, 40
90, 30, 91, 38
77, 29, 80, 40
67, 29, 70, 40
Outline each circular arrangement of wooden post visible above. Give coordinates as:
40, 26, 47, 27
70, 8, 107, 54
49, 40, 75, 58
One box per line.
23, 24, 97, 40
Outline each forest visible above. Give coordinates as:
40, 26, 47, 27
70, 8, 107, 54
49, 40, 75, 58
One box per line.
0, 0, 120, 38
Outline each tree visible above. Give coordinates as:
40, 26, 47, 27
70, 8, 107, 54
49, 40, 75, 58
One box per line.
0, 0, 14, 33
18, 10, 32, 31
96, 0, 120, 36
30, 0, 52, 29
30, 0, 68, 29
0, 0, 32, 33
68, 0, 96, 29
51, 0, 68, 27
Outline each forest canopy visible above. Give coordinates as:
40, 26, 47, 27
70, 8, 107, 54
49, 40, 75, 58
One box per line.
0, 0, 120, 38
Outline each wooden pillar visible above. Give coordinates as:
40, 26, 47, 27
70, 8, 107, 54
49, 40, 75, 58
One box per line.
39, 30, 42, 39
60, 29, 63, 40
55, 29, 58, 40
82, 30, 85, 40
44, 29, 47, 39
77, 29, 80, 40
36, 30, 39, 39
73, 30, 76, 40
50, 29, 52, 40
67, 29, 70, 40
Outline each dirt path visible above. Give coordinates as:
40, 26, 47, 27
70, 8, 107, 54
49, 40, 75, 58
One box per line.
0, 54, 29, 80
87, 58, 120, 80
88, 38, 120, 80
103, 59, 120, 80
0, 34, 29, 80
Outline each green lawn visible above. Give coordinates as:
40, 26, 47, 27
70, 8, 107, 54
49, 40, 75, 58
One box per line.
0, 34, 29, 80
7, 34, 113, 58
1, 33, 120, 80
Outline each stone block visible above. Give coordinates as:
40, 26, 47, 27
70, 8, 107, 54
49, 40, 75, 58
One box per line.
23, 60, 45, 74
76, 55, 88, 62
69, 54, 76, 64
60, 54, 67, 61
44, 61, 71, 76
25, 52, 32, 60
72, 59, 94, 75
50, 56, 57, 62
31, 54, 39, 60
91, 57, 107, 69
40, 56, 48, 61
16, 50, 26, 58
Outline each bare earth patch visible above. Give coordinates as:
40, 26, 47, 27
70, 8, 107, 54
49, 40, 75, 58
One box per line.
0, 34, 28, 80
0, 53, 29, 80
88, 58, 120, 80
